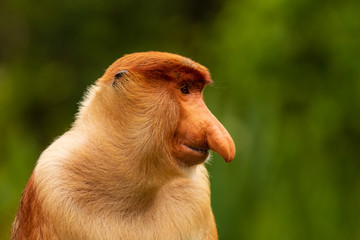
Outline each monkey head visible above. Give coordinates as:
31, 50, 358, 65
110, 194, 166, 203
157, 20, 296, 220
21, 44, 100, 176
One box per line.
97, 52, 235, 167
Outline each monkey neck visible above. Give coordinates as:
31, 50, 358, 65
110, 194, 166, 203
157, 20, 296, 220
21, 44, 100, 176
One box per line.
64, 123, 187, 214
63, 123, 177, 213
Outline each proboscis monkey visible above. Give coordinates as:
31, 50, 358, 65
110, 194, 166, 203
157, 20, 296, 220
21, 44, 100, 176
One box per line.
11, 52, 235, 240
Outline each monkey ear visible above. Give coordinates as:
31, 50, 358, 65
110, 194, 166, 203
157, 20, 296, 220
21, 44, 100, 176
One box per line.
112, 70, 129, 88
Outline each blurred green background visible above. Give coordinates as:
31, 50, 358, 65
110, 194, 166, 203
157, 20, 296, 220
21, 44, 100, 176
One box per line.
1, 0, 360, 239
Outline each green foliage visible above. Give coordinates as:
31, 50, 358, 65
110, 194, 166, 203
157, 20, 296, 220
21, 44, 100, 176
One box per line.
1, 0, 359, 239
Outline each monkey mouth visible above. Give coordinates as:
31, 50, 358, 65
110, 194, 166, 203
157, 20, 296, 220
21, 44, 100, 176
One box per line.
174, 143, 210, 166
184, 145, 209, 155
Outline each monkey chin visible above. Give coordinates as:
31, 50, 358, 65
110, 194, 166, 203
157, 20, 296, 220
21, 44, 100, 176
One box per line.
173, 144, 210, 166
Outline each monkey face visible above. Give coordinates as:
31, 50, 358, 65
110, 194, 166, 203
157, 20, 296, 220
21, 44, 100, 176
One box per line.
171, 80, 235, 166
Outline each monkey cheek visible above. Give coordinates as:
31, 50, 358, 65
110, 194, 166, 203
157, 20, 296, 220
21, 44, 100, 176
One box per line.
172, 144, 210, 166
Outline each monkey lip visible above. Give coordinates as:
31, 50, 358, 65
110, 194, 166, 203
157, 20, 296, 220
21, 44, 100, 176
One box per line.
184, 144, 209, 155
173, 144, 210, 166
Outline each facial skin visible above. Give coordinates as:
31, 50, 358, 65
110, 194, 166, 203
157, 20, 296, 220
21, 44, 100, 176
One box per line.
11, 52, 235, 240
172, 79, 235, 166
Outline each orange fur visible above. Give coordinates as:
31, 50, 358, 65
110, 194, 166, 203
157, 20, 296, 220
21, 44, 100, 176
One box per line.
11, 52, 235, 240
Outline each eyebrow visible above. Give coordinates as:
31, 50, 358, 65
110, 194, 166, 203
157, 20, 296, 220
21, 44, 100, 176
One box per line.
180, 78, 213, 87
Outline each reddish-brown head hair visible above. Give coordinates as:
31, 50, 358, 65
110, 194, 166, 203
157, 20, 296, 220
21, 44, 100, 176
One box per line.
102, 51, 212, 85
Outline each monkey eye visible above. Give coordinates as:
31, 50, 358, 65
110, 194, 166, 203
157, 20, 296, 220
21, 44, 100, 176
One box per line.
180, 85, 190, 94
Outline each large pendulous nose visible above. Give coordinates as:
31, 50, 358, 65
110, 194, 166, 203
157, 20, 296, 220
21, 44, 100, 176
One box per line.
205, 109, 235, 162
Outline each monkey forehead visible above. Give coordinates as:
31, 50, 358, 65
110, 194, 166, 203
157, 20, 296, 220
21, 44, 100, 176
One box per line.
104, 52, 212, 84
